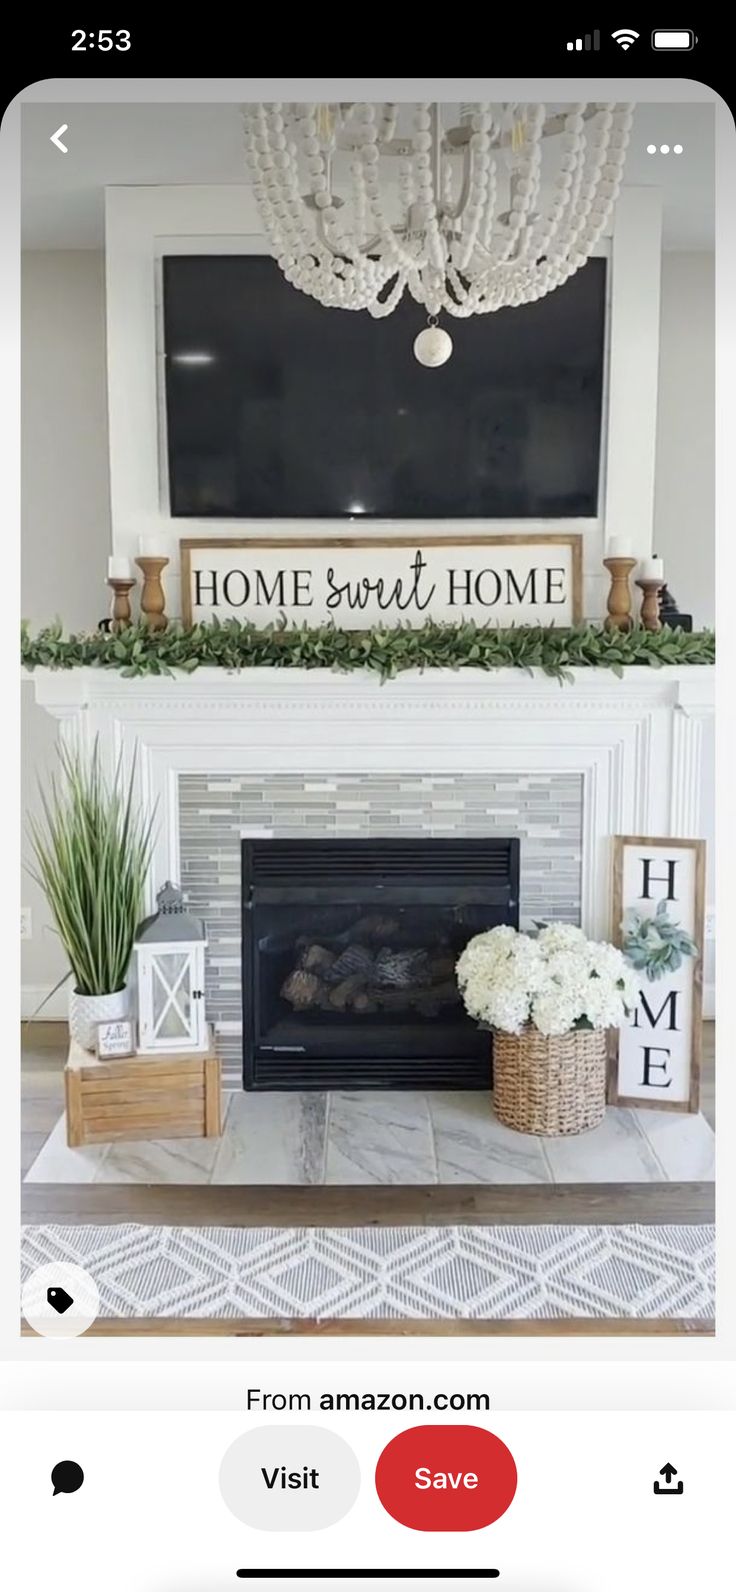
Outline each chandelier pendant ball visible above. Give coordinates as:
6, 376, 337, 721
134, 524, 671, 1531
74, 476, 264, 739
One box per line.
414, 324, 453, 367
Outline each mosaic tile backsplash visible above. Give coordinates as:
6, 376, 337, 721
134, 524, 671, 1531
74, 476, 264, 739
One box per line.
179, 772, 583, 1084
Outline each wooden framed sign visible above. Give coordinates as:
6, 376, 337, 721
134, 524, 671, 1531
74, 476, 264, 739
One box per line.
180, 535, 583, 629
608, 836, 705, 1113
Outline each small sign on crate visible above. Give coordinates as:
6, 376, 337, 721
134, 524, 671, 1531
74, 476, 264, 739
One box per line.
608, 836, 705, 1113
95, 1018, 136, 1059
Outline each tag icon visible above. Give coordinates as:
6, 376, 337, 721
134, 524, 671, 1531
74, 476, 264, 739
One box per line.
47, 1286, 74, 1315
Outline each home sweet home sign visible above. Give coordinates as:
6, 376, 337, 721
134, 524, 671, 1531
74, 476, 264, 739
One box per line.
180, 535, 583, 628
609, 836, 705, 1113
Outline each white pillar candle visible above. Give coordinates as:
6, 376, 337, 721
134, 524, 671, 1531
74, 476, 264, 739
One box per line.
606, 536, 633, 558
138, 536, 164, 556
638, 556, 664, 581
108, 556, 133, 580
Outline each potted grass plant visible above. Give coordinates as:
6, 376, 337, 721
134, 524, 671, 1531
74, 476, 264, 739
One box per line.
27, 742, 156, 1050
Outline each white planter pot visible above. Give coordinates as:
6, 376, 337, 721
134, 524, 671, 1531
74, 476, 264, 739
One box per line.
69, 986, 130, 1052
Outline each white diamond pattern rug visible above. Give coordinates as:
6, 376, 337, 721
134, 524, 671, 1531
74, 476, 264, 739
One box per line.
21, 1224, 714, 1320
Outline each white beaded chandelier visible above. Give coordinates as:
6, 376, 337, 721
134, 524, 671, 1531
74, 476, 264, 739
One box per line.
242, 101, 633, 363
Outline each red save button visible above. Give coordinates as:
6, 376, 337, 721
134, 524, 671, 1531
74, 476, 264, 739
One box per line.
375, 1424, 517, 1532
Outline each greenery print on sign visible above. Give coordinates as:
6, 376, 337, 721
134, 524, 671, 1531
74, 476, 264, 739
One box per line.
21, 619, 715, 683
621, 898, 698, 982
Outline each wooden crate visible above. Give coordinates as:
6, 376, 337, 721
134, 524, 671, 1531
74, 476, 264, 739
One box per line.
64, 1030, 221, 1147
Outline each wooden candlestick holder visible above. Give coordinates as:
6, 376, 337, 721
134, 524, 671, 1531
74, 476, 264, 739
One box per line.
107, 577, 136, 633
603, 556, 637, 632
135, 556, 169, 631
636, 578, 665, 633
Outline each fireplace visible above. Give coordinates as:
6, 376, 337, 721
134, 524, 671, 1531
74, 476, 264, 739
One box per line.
242, 837, 519, 1089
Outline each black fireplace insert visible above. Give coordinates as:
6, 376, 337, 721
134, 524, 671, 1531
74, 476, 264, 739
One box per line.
241, 836, 519, 1090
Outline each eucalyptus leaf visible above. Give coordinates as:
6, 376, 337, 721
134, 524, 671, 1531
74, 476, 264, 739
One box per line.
621, 898, 698, 982
20, 620, 714, 680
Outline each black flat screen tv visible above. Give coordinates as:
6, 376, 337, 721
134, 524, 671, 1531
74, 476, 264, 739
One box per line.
163, 254, 606, 520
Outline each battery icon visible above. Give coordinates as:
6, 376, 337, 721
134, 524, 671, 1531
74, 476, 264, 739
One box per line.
651, 29, 697, 49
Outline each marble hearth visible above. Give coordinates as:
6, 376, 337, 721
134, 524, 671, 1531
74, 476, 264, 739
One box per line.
26, 1089, 716, 1186
28, 663, 714, 1085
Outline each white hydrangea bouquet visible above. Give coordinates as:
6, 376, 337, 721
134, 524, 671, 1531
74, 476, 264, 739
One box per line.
456, 922, 640, 1038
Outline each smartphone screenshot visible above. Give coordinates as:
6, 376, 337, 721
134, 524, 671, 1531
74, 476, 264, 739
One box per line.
4, 35, 733, 1591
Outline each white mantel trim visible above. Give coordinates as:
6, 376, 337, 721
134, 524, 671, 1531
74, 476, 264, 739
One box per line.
26, 663, 714, 712
27, 665, 714, 946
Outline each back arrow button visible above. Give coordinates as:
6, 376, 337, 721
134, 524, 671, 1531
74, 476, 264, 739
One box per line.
50, 125, 69, 154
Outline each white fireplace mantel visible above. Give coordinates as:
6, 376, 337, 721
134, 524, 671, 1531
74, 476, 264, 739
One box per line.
27, 664, 714, 942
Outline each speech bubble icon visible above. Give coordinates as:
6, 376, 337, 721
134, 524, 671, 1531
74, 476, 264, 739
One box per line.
51, 1460, 84, 1496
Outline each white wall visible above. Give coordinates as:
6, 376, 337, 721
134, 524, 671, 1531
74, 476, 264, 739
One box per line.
21, 251, 112, 1011
654, 252, 715, 630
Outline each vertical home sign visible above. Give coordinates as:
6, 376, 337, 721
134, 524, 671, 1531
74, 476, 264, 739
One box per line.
609, 836, 705, 1112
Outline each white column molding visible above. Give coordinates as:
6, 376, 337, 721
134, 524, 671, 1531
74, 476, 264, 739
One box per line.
669, 674, 715, 838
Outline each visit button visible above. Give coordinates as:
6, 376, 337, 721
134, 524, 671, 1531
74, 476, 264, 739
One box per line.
375, 1424, 517, 1532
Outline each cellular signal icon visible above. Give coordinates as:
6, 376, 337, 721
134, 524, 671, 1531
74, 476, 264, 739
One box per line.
566, 31, 601, 50
612, 28, 640, 49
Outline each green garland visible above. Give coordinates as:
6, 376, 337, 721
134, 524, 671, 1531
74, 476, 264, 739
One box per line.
21, 619, 715, 683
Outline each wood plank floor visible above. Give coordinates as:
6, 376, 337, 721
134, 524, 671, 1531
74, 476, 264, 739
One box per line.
22, 1181, 715, 1226
21, 1317, 712, 1339
20, 1022, 715, 1337
21, 1024, 67, 1181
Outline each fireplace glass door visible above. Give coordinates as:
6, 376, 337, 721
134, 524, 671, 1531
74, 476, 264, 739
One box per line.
242, 839, 519, 1089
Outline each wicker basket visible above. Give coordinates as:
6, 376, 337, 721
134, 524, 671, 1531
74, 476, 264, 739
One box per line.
492, 1025, 607, 1137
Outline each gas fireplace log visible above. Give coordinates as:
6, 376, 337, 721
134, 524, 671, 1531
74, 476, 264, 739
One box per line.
280, 944, 460, 1015
280, 969, 327, 1009
353, 990, 378, 1014
374, 946, 431, 988
298, 943, 336, 975
366, 978, 459, 1015
349, 913, 401, 942
322, 944, 375, 983
326, 972, 369, 1011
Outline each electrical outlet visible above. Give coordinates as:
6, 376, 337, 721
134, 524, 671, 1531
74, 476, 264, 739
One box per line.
20, 907, 32, 940
704, 910, 716, 940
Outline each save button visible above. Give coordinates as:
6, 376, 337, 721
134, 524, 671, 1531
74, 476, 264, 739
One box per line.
375, 1424, 517, 1531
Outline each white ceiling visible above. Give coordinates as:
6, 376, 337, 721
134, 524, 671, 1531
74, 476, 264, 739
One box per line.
21, 102, 714, 252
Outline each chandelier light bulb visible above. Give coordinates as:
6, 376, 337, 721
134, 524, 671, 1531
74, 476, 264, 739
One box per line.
413, 324, 453, 367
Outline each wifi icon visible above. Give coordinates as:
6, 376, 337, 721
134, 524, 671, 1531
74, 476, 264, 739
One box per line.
612, 28, 640, 49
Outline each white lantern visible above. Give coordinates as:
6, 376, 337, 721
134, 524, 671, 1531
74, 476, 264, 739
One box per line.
134, 882, 208, 1053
